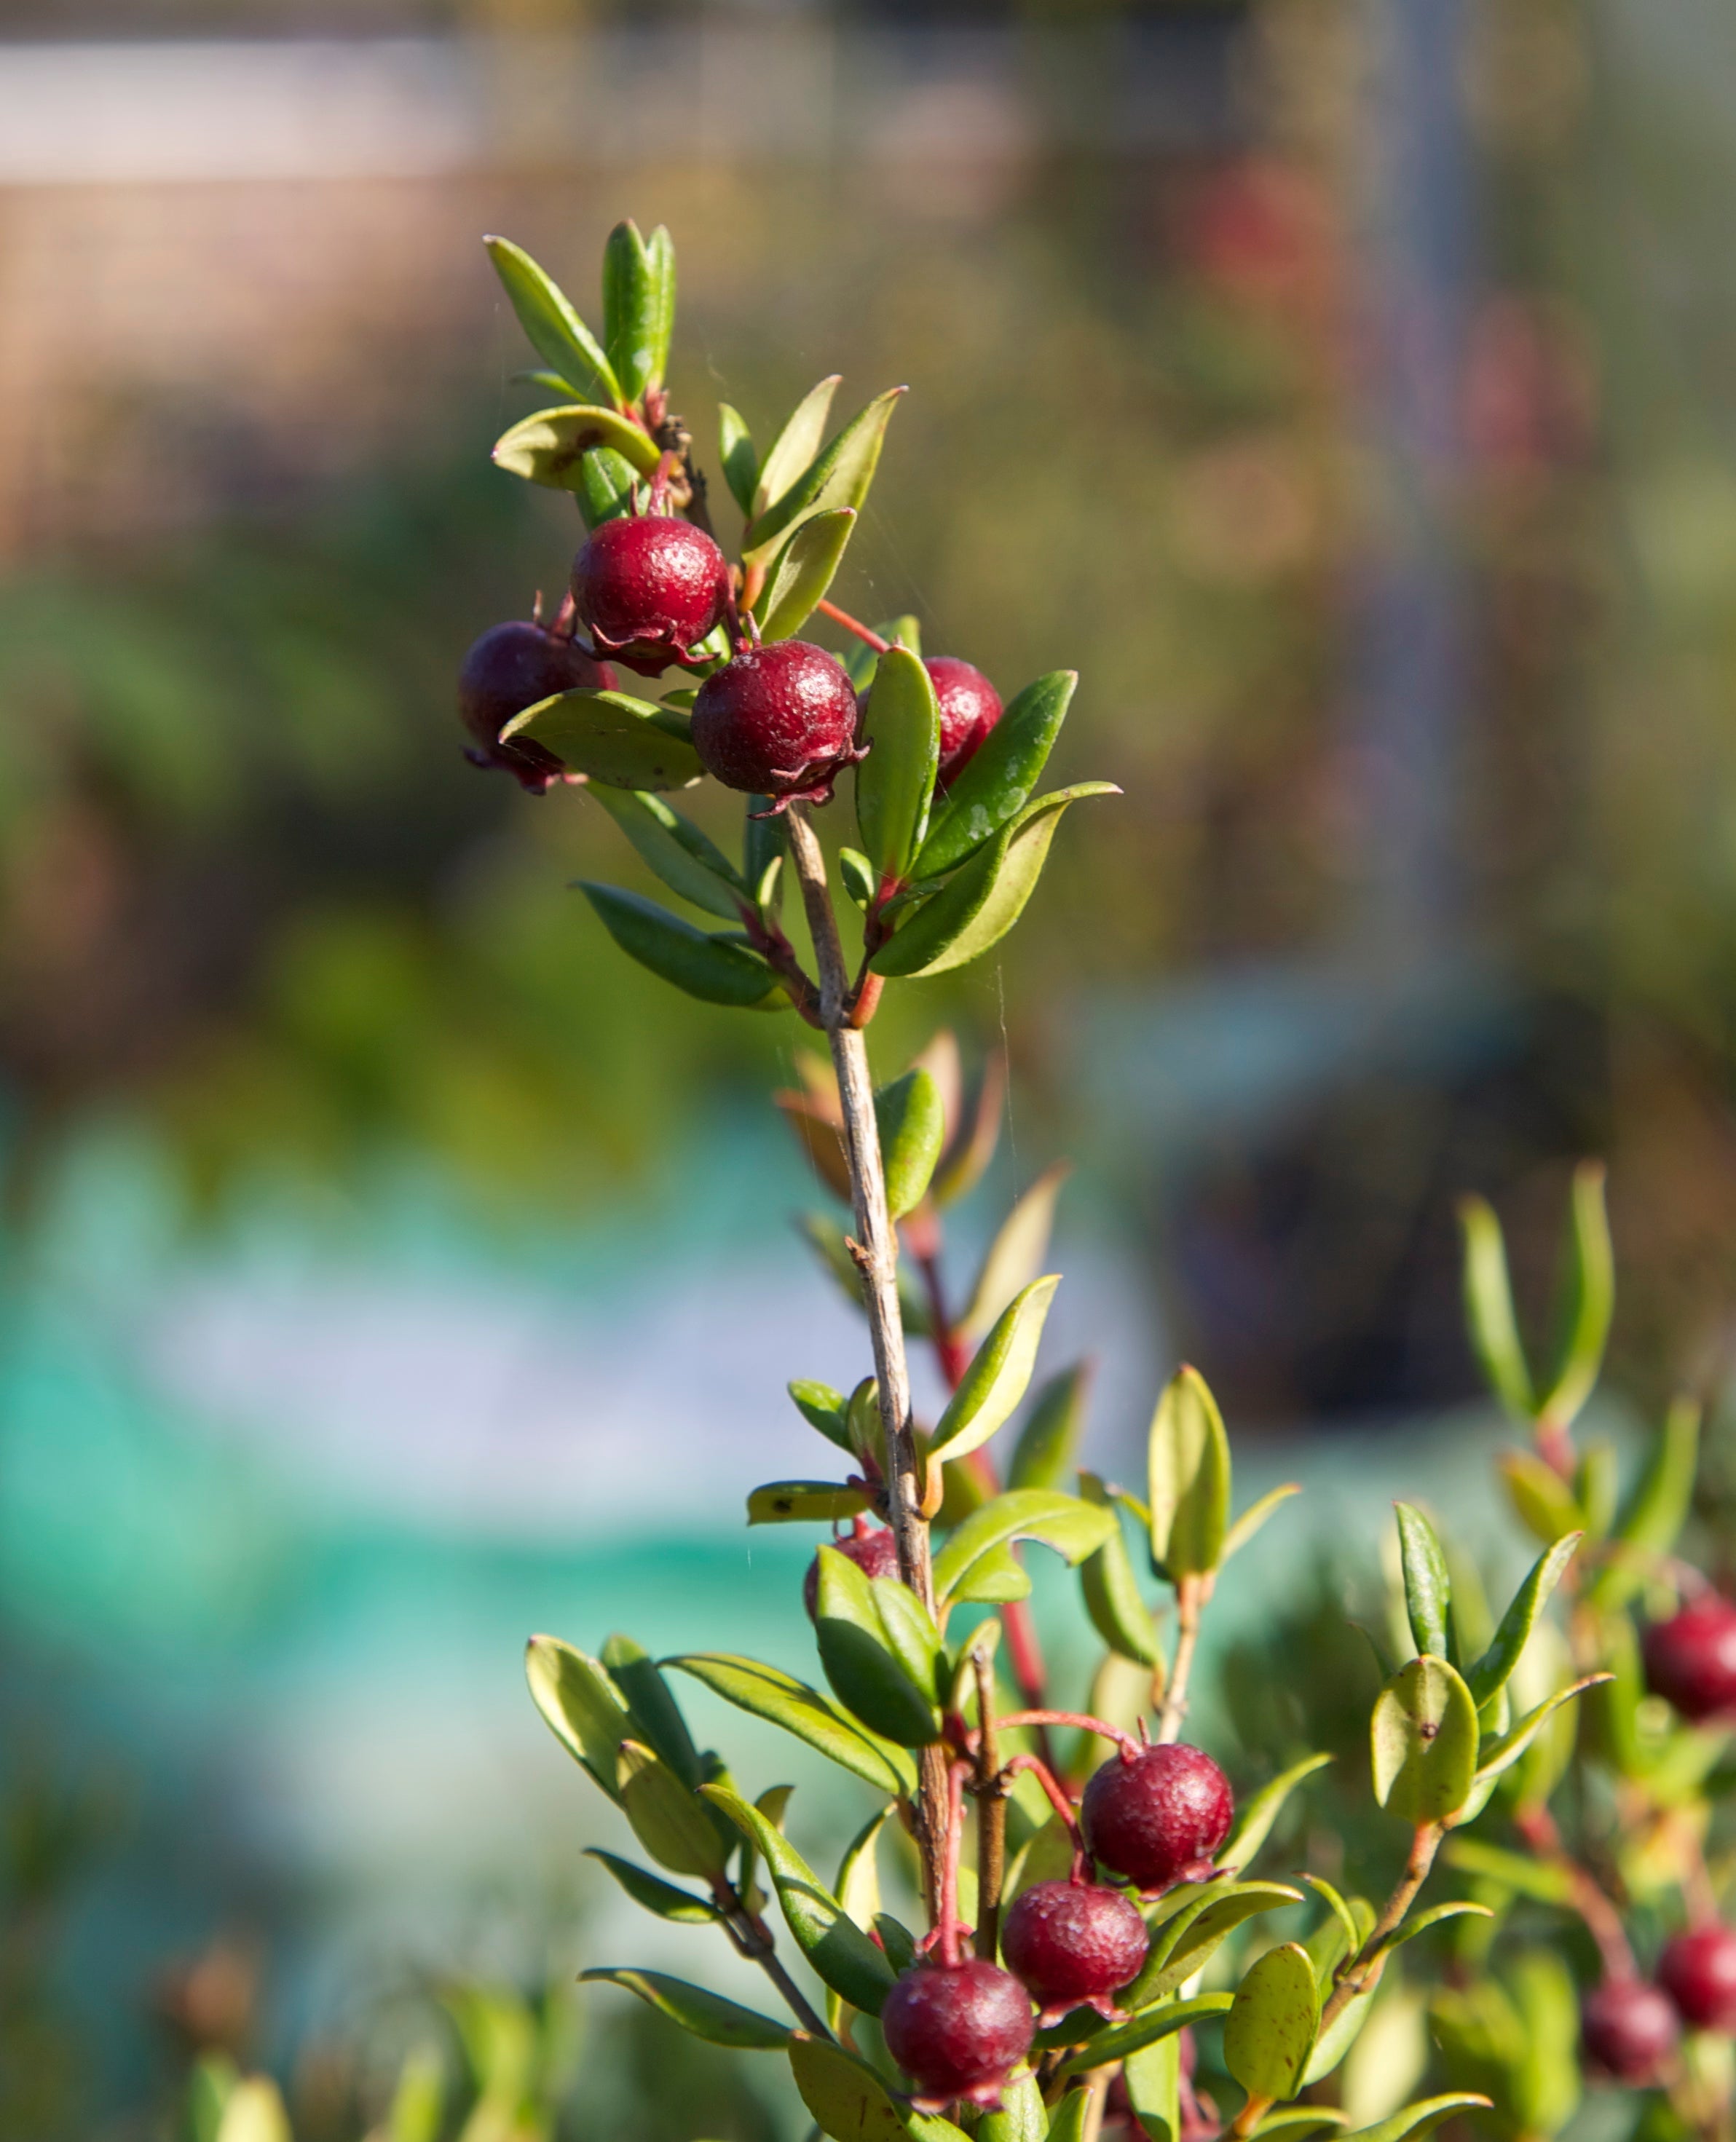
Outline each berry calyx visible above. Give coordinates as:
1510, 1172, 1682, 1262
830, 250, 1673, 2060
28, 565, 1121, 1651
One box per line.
1001, 1878, 1150, 2024
1580, 1977, 1679, 2083
802, 1517, 901, 1619
1661, 1924, 1736, 2033
1081, 1742, 1234, 1897
880, 1957, 1034, 2112
691, 641, 865, 805
569, 513, 730, 675
925, 657, 1002, 783
457, 618, 618, 792
1644, 1598, 1736, 1723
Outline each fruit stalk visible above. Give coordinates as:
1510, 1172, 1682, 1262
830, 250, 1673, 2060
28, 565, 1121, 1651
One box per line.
1156, 1573, 1206, 1744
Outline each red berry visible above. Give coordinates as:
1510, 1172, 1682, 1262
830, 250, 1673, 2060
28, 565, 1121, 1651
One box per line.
880, 1958, 1034, 2111
1581, 1978, 1679, 2082
925, 657, 1002, 783
458, 619, 618, 792
692, 641, 864, 804
1644, 1599, 1736, 1723
569, 514, 730, 675
1662, 1924, 1736, 2033
1001, 1879, 1150, 2023
803, 1519, 901, 1620
1081, 1744, 1233, 1896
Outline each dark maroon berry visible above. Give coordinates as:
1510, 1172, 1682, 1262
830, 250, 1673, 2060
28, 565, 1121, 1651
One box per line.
1081, 1743, 1233, 1897
1661, 1924, 1736, 2033
803, 1519, 901, 1620
925, 657, 1002, 783
458, 620, 618, 792
569, 513, 730, 675
880, 1958, 1033, 2111
1002, 1878, 1150, 2023
1581, 1978, 1679, 2082
1644, 1598, 1736, 1723
692, 641, 864, 804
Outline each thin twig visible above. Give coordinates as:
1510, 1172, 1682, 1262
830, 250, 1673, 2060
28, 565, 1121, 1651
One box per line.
1156, 1574, 1205, 1744
816, 597, 891, 652
973, 1645, 1007, 1963
1317, 1821, 1444, 2036
712, 1878, 833, 2038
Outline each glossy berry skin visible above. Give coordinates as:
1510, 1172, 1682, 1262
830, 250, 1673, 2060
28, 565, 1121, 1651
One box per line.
1580, 1979, 1678, 2082
458, 620, 618, 792
926, 657, 1002, 783
569, 514, 730, 675
1081, 1743, 1234, 1897
692, 641, 864, 805
1644, 1599, 1736, 1723
880, 1959, 1034, 2111
1002, 1879, 1150, 2023
1661, 1924, 1736, 2033
802, 1519, 901, 1620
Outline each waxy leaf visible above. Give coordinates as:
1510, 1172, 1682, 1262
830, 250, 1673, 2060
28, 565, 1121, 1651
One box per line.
1496, 1450, 1583, 1546
584, 1848, 720, 1924
1127, 1880, 1306, 2006
580, 1968, 789, 2050
754, 375, 842, 519
1538, 1161, 1613, 1429
618, 1739, 727, 1876
789, 1380, 853, 1453
601, 1633, 703, 1786
978, 2069, 1046, 2142
932, 1490, 1117, 1608
875, 1067, 945, 1221
703, 1786, 898, 2016
580, 885, 784, 1010
948, 1541, 1030, 1605
601, 218, 674, 402
1078, 1474, 1164, 1667
814, 1544, 943, 1746
840, 614, 923, 695
718, 403, 759, 516
1593, 1396, 1700, 1608
1459, 1196, 1536, 1418
525, 1635, 628, 1797
1394, 1503, 1452, 1660
1148, 1366, 1231, 1580
757, 508, 858, 644
855, 645, 941, 882
1223, 1943, 1319, 2100
931, 1276, 1060, 1463
1302, 1981, 1378, 2087
1472, 1675, 1606, 1785
745, 386, 904, 561
1301, 1874, 1361, 1959
746, 1481, 872, 1524
916, 671, 1078, 878
1009, 1362, 1092, 1491
492, 403, 660, 488
838, 847, 878, 910
1370, 1656, 1478, 1824
834, 1803, 892, 1933
1044, 2089, 1094, 2142
960, 1162, 1070, 1340
1054, 1994, 1234, 2081
503, 689, 702, 789
1222, 1483, 1303, 1563
668, 1654, 917, 1795
786, 2033, 907, 2142
1370, 1899, 1493, 1956
1125, 2034, 1183, 2142
1338, 2098, 1492, 2142
1222, 1753, 1333, 1871
1251, 2115, 1350, 2142
590, 786, 747, 920
1466, 1533, 1582, 1707
484, 236, 620, 406
576, 442, 640, 529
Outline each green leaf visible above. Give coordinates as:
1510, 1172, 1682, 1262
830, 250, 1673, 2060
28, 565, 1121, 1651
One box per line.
871, 786, 1118, 979
576, 443, 642, 529
1223, 1944, 1320, 2100
757, 509, 859, 644
1054, 1993, 1234, 2080
1593, 1396, 1700, 1608
835, 1803, 893, 1933
789, 1379, 852, 1451
1459, 1196, 1536, 1419
1125, 2034, 1183, 2142
949, 1541, 1031, 1605
703, 1787, 898, 2016
1222, 1484, 1302, 1563
1127, 1880, 1306, 2006
1338, 2098, 1492, 2142
1537, 1162, 1613, 1429
580, 1968, 789, 2050
754, 376, 842, 519
1223, 1755, 1333, 1870
668, 1654, 916, 1795
1009, 1363, 1092, 1492
839, 847, 877, 909
524, 1634, 628, 1797
839, 614, 923, 693
1465, 1534, 1582, 1707
213, 2080, 291, 2142
814, 1544, 943, 1747
854, 645, 942, 883
1472, 1675, 1607, 1785
787, 2033, 907, 2142
491, 403, 660, 489
1045, 2088, 1094, 2142
916, 671, 1078, 878
382, 2046, 443, 2142
1440, 1837, 1574, 1905
601, 1632, 703, 1785
504, 689, 703, 789
1577, 1439, 1619, 1539
484, 236, 620, 406
933, 1490, 1117, 1608
876, 1068, 946, 1222
1302, 1983, 1378, 2088
1078, 1474, 1164, 1667
959, 1163, 1070, 1341
1496, 1450, 1584, 1547
719, 403, 760, 516
1370, 1656, 1479, 1824
1251, 2115, 1349, 2142
978, 2069, 1046, 2142
584, 1848, 720, 1923
747, 1481, 873, 1524
1148, 1366, 1231, 1580
601, 218, 674, 402
746, 386, 904, 561
931, 1277, 1060, 1463
1394, 1503, 1453, 1659
1371, 1900, 1494, 1956
580, 885, 784, 1010
590, 786, 747, 919
618, 1739, 727, 1876
1301, 1874, 1361, 1958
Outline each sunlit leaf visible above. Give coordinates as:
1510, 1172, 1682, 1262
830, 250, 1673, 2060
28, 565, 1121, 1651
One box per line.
580, 885, 784, 1009
492, 403, 660, 489
484, 236, 620, 406
580, 1968, 789, 2049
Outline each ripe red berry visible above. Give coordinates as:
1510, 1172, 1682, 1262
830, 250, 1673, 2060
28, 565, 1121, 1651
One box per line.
692, 641, 864, 804
458, 620, 618, 792
1001, 1878, 1150, 2023
1661, 1924, 1736, 2033
1081, 1743, 1234, 1896
1580, 1978, 1679, 2082
880, 1958, 1034, 2111
569, 513, 730, 675
925, 657, 1002, 783
1644, 1599, 1736, 1723
802, 1519, 901, 1620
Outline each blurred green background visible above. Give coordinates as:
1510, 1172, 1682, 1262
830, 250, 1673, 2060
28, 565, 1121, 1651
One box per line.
3, 0, 1736, 2133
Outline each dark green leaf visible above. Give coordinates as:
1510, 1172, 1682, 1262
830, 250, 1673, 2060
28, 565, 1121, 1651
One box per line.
504, 689, 703, 789
743, 799, 786, 901
524, 1635, 628, 1798
601, 1633, 703, 1786
855, 645, 941, 882
1338, 2098, 1493, 2142
875, 1913, 920, 1976
580, 1969, 789, 2050
931, 1277, 1060, 1463
584, 1849, 720, 1924
492, 403, 660, 489
1394, 1503, 1453, 1659
718, 403, 759, 517
758, 509, 859, 644
1222, 1755, 1332, 1871
1538, 1161, 1613, 1430
1078, 1474, 1163, 1667
1127, 1881, 1306, 2006
1459, 1196, 1536, 1419
960, 1163, 1069, 1340
1148, 1366, 1231, 1580
668, 1655, 916, 1795
580, 885, 784, 1009
747, 1481, 873, 1524
601, 218, 674, 402
840, 615, 923, 695
933, 1490, 1116, 1607
1250, 2114, 1349, 2142
786, 2034, 907, 2142
484, 236, 620, 406
745, 387, 904, 561
838, 847, 877, 910
915, 671, 1078, 878
1054, 1994, 1234, 2081
753, 376, 841, 520
815, 1545, 942, 1746
876, 1067, 945, 1222
1466, 1534, 1582, 1707
1370, 1656, 1478, 1824
576, 443, 642, 529
590, 786, 746, 919
1223, 1943, 1319, 2100
1009, 1363, 1092, 1492
1045, 2088, 1093, 2142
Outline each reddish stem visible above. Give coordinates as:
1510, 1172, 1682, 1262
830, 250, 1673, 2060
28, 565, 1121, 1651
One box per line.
817, 597, 891, 653
936, 1759, 972, 1967
1001, 1752, 1086, 1875
998, 1710, 1141, 1756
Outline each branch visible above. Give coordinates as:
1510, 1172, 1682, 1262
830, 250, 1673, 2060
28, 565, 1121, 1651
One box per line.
711, 1878, 833, 2039
1156, 1573, 1206, 1744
